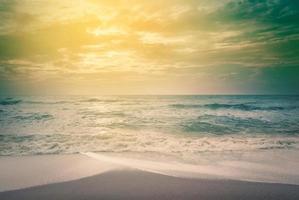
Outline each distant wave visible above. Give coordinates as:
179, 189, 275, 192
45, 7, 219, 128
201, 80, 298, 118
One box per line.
204, 103, 289, 111
182, 114, 299, 135
183, 121, 232, 134
171, 104, 203, 109
24, 100, 71, 105
79, 110, 126, 118
0, 99, 22, 105
182, 115, 250, 134
80, 98, 121, 103
171, 103, 296, 111
0, 99, 70, 105
13, 113, 53, 121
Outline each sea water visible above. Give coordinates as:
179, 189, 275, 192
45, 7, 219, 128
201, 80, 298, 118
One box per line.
0, 95, 299, 158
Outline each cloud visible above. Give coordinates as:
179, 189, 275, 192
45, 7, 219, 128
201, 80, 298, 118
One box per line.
0, 0, 298, 94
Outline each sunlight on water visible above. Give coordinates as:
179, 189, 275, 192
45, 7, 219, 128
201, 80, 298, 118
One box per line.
0, 95, 299, 158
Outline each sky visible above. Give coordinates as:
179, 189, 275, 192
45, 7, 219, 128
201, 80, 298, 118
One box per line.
0, 0, 298, 95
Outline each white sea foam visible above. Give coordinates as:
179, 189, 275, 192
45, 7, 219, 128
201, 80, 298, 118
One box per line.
0, 95, 299, 157
82, 150, 299, 185
1, 130, 299, 157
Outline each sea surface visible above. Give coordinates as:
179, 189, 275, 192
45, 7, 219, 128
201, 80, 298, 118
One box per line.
0, 95, 299, 158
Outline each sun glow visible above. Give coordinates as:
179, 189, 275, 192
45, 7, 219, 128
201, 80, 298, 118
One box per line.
0, 0, 298, 95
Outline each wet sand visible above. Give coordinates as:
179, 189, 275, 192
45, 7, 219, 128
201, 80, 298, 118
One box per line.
1, 152, 299, 200
1, 169, 299, 200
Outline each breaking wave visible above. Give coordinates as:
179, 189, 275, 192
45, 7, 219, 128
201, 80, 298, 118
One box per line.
0, 132, 298, 156
80, 98, 121, 103
0, 95, 298, 156
0, 99, 22, 105
171, 103, 297, 111
13, 113, 54, 121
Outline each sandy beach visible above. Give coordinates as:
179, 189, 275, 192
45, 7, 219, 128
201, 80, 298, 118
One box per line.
1, 151, 299, 200
1, 169, 299, 200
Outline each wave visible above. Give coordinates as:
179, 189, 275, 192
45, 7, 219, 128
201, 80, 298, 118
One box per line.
0, 99, 69, 105
183, 121, 232, 134
0, 99, 22, 105
171, 104, 203, 109
171, 103, 296, 111
181, 114, 299, 135
1, 95, 299, 156
80, 98, 120, 103
13, 113, 54, 121
1, 132, 298, 156
24, 100, 71, 105
79, 110, 126, 118
204, 103, 290, 111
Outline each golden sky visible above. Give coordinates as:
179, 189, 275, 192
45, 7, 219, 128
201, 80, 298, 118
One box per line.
0, 0, 298, 95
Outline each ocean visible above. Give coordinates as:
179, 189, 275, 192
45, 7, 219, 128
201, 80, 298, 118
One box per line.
0, 95, 299, 159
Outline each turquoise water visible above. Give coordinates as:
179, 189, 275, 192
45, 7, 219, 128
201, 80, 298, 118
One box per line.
0, 95, 299, 156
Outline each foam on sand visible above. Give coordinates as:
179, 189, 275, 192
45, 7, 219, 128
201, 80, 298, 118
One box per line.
82, 150, 299, 185
1, 149, 299, 192
0, 154, 122, 192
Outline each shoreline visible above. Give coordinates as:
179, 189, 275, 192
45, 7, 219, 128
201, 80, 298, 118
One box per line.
1, 149, 299, 193
1, 169, 299, 200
